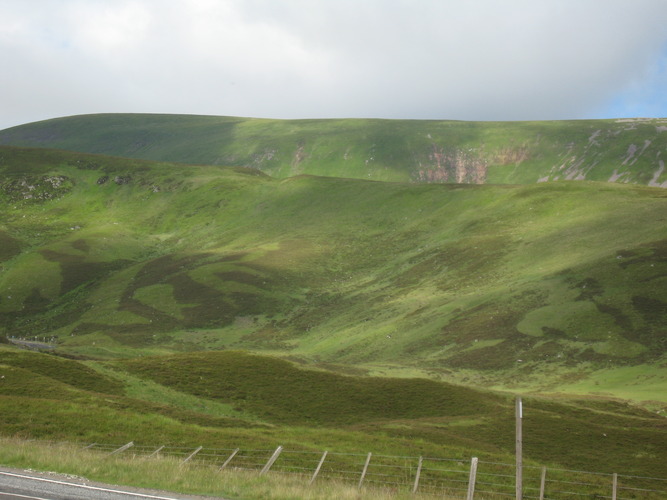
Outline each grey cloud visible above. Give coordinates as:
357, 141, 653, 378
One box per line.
1, 0, 667, 130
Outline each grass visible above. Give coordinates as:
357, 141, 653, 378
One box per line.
2, 114, 666, 188
0, 146, 666, 397
1, 136, 667, 489
0, 438, 442, 500
1, 346, 666, 478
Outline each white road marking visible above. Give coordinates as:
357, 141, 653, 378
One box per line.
0, 493, 53, 500
0, 471, 185, 499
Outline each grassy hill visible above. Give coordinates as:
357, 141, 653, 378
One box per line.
0, 145, 666, 402
1, 114, 667, 186
1, 141, 667, 480
1, 346, 666, 479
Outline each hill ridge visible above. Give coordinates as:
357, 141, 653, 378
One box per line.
1, 113, 666, 187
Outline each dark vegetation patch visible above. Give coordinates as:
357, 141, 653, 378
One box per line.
618, 239, 667, 269
574, 277, 603, 301
446, 335, 539, 370
21, 288, 51, 312
132, 255, 280, 325
71, 239, 89, 253
440, 299, 532, 346
0, 230, 21, 261
594, 302, 633, 331
40, 249, 132, 296
0, 350, 124, 394
120, 351, 504, 426
216, 270, 266, 288
632, 295, 667, 324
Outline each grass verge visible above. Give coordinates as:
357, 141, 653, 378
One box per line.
0, 438, 450, 500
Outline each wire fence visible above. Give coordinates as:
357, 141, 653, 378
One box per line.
83, 441, 666, 499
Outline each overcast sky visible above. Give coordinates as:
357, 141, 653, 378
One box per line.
2, 0, 667, 130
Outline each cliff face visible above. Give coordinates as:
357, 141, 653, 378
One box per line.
413, 145, 488, 184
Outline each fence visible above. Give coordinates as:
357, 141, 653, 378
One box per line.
82, 441, 667, 499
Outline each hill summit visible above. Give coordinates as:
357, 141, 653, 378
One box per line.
1, 114, 666, 187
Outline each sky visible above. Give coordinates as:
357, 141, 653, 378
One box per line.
2, 0, 667, 130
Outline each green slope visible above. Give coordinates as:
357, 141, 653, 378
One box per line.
1, 145, 666, 400
1, 346, 666, 478
1, 114, 667, 186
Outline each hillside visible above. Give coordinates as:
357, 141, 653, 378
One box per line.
1, 145, 666, 400
1, 114, 667, 187
1, 346, 666, 479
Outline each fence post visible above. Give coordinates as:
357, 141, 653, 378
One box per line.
466, 457, 478, 500
109, 441, 134, 455
412, 456, 423, 494
309, 451, 328, 485
260, 446, 283, 475
612, 473, 618, 500
181, 446, 203, 465
516, 397, 523, 500
148, 445, 165, 458
220, 448, 240, 470
539, 467, 546, 500
358, 452, 372, 489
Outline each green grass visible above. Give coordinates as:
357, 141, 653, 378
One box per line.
1, 142, 667, 483
0, 438, 462, 500
2, 114, 667, 188
0, 146, 666, 397
1, 346, 666, 478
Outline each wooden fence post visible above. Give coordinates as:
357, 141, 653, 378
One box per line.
466, 457, 478, 500
309, 451, 328, 485
260, 446, 283, 475
516, 397, 523, 500
109, 441, 134, 455
181, 446, 203, 465
539, 467, 546, 500
358, 452, 372, 489
612, 472, 618, 500
148, 445, 164, 458
220, 448, 240, 470
412, 456, 423, 494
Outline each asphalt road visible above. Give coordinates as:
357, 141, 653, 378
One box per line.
0, 468, 223, 500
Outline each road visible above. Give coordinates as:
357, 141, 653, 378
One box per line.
0, 468, 223, 500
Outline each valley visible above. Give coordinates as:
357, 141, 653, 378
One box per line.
0, 115, 666, 486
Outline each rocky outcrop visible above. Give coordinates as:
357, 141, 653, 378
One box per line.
415, 145, 487, 184
0, 175, 72, 202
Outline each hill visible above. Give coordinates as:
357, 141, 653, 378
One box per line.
1, 346, 666, 479
1, 145, 666, 400
1, 114, 667, 186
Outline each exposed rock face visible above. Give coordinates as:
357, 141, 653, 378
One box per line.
0, 175, 72, 202
113, 175, 131, 185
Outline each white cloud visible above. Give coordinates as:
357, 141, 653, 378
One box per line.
1, 0, 667, 129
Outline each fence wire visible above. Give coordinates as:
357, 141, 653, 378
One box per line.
79, 442, 667, 499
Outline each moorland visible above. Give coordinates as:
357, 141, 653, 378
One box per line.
0, 114, 666, 489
